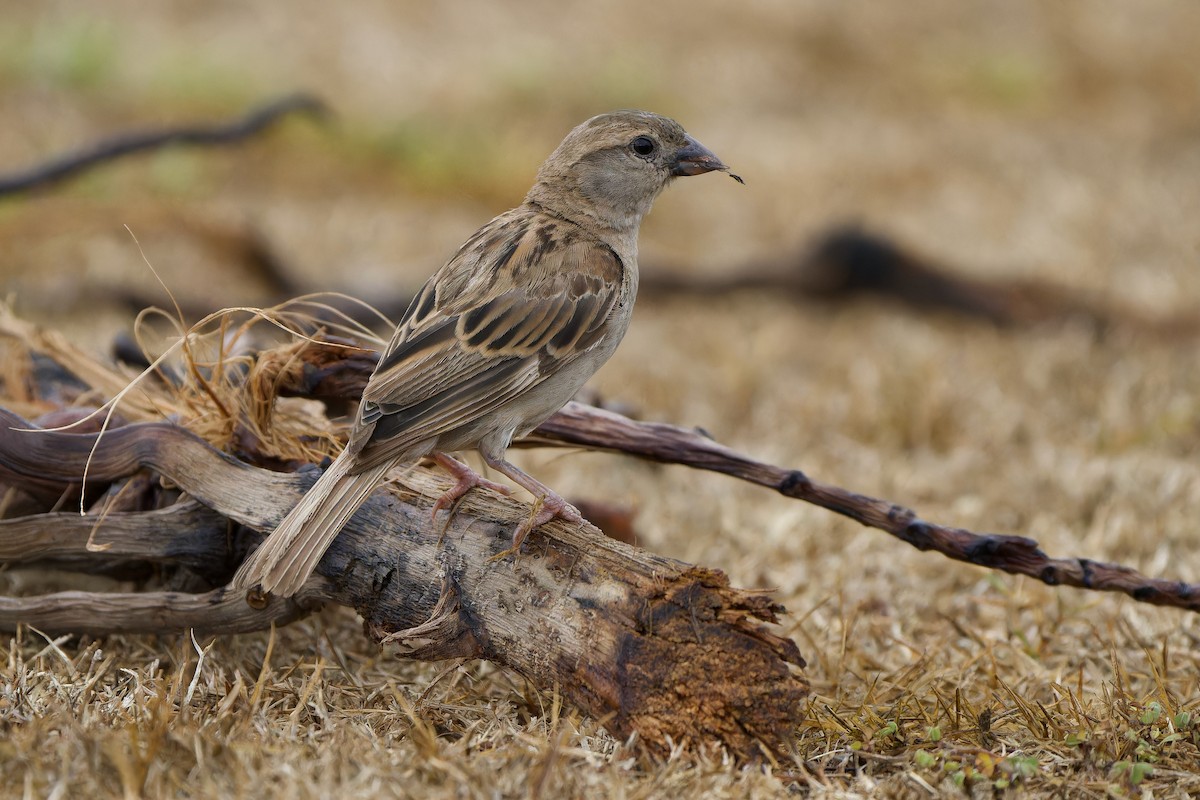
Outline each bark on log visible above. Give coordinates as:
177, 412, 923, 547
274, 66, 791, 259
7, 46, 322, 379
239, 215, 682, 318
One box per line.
0, 408, 807, 761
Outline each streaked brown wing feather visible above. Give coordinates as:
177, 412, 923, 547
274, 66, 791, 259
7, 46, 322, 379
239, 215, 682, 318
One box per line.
348, 209, 623, 467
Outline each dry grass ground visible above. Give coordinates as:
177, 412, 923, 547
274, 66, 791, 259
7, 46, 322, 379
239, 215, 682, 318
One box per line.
2, 1, 1200, 797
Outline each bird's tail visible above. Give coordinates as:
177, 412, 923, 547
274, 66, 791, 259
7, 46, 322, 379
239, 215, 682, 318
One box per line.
232, 453, 393, 597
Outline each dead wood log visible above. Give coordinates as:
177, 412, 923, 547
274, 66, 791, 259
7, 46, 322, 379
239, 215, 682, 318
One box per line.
0, 408, 807, 761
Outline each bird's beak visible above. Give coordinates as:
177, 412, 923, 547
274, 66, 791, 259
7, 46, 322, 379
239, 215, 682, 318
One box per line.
671, 135, 729, 177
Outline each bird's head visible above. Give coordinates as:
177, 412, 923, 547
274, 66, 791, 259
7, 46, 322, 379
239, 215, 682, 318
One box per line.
527, 110, 738, 235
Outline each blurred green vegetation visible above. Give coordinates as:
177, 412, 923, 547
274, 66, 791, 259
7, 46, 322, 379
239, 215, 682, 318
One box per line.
926, 49, 1052, 111
0, 17, 119, 90
0, 14, 263, 109
329, 52, 676, 201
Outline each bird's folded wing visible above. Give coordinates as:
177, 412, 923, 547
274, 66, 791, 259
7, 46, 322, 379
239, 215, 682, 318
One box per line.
349, 213, 623, 469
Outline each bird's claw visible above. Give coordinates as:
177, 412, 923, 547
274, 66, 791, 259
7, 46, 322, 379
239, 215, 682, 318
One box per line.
489, 494, 584, 561
431, 470, 511, 519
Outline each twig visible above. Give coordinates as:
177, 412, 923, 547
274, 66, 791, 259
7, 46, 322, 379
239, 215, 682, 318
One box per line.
268, 340, 1200, 614
0, 586, 318, 635
528, 403, 1200, 613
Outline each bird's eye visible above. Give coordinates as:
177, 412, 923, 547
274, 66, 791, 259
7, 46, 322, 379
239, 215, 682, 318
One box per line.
630, 136, 657, 157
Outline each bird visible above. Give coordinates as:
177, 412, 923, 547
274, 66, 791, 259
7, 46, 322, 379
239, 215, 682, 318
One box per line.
233, 110, 738, 598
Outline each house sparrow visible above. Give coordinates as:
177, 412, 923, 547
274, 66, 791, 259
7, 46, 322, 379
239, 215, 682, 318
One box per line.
234, 110, 736, 597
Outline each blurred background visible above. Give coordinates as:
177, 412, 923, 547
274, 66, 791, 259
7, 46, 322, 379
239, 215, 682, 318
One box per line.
4, 1, 1198, 331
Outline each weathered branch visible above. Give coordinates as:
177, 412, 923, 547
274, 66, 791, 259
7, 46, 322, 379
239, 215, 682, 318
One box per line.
0, 93, 328, 198
0, 501, 230, 576
0, 586, 317, 635
528, 405, 1200, 612
273, 340, 1200, 613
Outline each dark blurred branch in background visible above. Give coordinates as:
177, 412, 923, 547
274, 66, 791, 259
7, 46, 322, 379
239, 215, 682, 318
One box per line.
0, 93, 328, 198
107, 222, 1200, 353
643, 226, 1200, 338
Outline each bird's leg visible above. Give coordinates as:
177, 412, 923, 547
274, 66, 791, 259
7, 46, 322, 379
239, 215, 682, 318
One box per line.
480, 453, 584, 554
430, 452, 511, 518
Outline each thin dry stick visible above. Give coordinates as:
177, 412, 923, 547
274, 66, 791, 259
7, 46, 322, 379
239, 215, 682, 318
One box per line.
527, 403, 1200, 612
272, 340, 1200, 613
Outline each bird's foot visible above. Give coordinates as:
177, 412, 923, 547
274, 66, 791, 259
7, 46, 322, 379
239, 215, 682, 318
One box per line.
489, 491, 583, 561
430, 453, 511, 519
